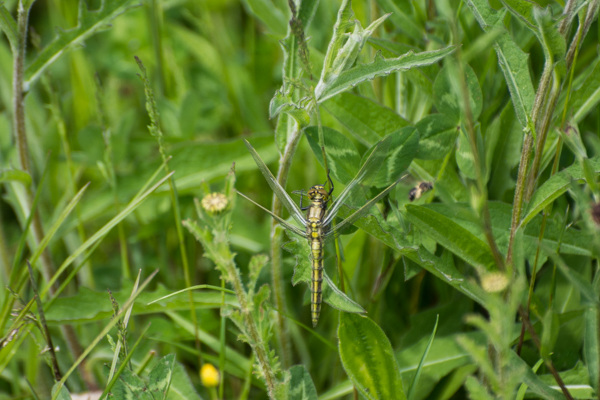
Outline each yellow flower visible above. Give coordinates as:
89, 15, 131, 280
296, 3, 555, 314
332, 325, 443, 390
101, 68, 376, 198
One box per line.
200, 363, 220, 387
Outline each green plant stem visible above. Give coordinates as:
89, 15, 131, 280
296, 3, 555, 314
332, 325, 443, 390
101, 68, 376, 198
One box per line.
452, 43, 504, 269
135, 56, 202, 364
224, 255, 277, 397
270, 126, 303, 368
13, 0, 30, 174
506, 132, 533, 270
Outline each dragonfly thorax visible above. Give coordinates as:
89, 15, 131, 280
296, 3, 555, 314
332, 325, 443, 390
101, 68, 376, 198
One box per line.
308, 185, 330, 203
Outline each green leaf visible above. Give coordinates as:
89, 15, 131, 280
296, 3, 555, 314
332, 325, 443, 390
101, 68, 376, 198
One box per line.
415, 114, 459, 160
533, 6, 566, 62
304, 126, 361, 184
0, 168, 32, 186
543, 247, 599, 305
51, 383, 72, 400
571, 59, 600, 123
368, 127, 419, 188
322, 92, 410, 147
316, 47, 457, 103
455, 127, 478, 180
374, 0, 422, 41
0, 4, 18, 53
110, 368, 155, 400
405, 204, 496, 270
506, 351, 573, 400
168, 363, 202, 400
426, 202, 592, 258
288, 365, 318, 400
585, 306, 600, 393
398, 332, 484, 400
407, 315, 439, 400
242, 0, 288, 37
465, 0, 535, 127
338, 313, 406, 400
523, 156, 600, 226
433, 64, 483, 121
499, 0, 535, 31
169, 137, 277, 193
45, 285, 238, 323
25, 0, 137, 86
148, 354, 175, 398
269, 91, 311, 127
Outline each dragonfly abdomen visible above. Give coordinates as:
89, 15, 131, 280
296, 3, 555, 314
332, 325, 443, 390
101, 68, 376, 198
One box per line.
308, 220, 325, 327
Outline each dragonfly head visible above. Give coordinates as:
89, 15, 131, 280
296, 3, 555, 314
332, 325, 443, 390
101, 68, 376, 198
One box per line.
308, 185, 330, 202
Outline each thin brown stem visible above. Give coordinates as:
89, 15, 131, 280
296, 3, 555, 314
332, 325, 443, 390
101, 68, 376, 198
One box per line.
519, 306, 574, 400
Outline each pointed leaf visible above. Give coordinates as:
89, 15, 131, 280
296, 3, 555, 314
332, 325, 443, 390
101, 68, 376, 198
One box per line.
25, 0, 137, 86
288, 365, 318, 400
338, 313, 406, 400
405, 204, 496, 270
316, 47, 457, 103
323, 92, 410, 146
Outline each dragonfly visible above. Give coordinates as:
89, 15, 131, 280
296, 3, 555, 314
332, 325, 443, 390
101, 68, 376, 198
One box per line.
237, 138, 401, 327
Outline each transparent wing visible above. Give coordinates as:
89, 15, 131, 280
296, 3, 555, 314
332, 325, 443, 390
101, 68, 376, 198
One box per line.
244, 139, 307, 226
323, 176, 404, 238
323, 139, 391, 226
236, 190, 307, 238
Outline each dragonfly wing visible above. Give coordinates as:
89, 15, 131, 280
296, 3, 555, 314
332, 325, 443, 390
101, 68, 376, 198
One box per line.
323, 140, 391, 226
236, 190, 307, 238
244, 139, 307, 226
324, 176, 404, 238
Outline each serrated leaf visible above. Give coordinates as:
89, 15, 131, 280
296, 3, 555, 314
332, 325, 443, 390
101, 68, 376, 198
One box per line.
25, 0, 138, 86
316, 47, 457, 103
415, 114, 459, 160
288, 365, 318, 400
323, 92, 410, 146
338, 313, 406, 400
269, 91, 311, 127
522, 156, 600, 226
405, 204, 496, 270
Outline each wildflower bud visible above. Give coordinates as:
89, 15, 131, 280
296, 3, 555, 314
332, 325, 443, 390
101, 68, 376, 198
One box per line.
200, 363, 220, 387
201, 193, 228, 214
480, 272, 509, 293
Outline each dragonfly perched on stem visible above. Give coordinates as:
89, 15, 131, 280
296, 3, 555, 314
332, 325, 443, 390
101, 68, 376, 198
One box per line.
237, 138, 402, 326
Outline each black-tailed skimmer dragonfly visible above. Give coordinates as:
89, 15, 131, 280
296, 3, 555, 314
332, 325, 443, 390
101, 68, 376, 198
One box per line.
237, 139, 401, 327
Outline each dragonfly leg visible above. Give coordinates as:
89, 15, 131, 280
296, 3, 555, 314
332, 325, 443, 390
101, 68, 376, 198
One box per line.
326, 170, 334, 196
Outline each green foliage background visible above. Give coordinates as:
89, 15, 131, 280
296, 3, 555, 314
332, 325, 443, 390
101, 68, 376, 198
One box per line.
0, 0, 599, 399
